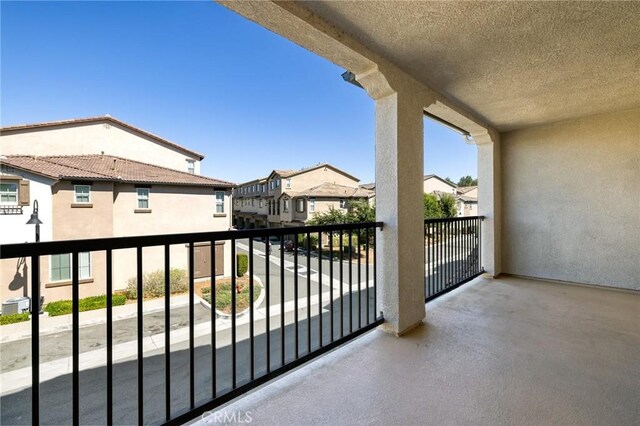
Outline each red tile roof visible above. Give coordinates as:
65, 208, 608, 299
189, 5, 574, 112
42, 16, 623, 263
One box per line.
0, 155, 234, 187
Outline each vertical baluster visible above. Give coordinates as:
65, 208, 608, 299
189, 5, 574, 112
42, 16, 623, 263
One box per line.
136, 247, 143, 426
31, 254, 40, 425
348, 230, 353, 334
265, 236, 271, 373
188, 242, 195, 408
293, 233, 299, 359
249, 238, 255, 381
318, 231, 322, 347
339, 230, 344, 337
365, 227, 370, 323
72, 251, 80, 426
357, 229, 361, 329
329, 230, 334, 340
163, 245, 171, 421
231, 239, 237, 388
106, 250, 113, 425
306, 231, 311, 353
280, 234, 285, 366
210, 240, 216, 397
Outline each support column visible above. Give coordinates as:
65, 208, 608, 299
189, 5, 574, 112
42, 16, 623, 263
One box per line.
371, 85, 426, 335
475, 131, 502, 277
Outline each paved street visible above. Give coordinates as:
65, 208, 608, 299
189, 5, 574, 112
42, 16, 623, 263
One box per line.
0, 243, 376, 425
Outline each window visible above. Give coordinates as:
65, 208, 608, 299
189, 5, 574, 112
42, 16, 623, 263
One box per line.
0, 182, 18, 205
269, 181, 274, 190
276, 178, 280, 188
309, 198, 315, 213
137, 188, 150, 209
286, 179, 291, 189
283, 199, 289, 212
259, 199, 264, 208
50, 252, 91, 282
186, 160, 195, 174
74, 185, 91, 203
296, 199, 305, 213
339, 199, 347, 209
215, 191, 225, 213
252, 199, 255, 207
262, 184, 266, 192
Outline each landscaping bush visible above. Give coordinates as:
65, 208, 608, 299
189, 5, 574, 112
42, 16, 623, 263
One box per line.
201, 278, 261, 315
44, 294, 127, 317
125, 268, 188, 299
0, 312, 30, 326
236, 254, 248, 277
297, 234, 319, 250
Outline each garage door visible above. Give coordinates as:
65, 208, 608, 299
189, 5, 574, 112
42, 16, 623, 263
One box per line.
193, 242, 224, 279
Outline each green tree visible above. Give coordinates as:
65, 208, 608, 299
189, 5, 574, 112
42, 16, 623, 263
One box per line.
445, 176, 455, 184
346, 200, 375, 223
438, 193, 457, 218
306, 207, 349, 226
423, 193, 442, 219
457, 175, 478, 187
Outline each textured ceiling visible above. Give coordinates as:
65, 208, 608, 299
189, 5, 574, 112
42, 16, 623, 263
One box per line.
302, 1, 640, 131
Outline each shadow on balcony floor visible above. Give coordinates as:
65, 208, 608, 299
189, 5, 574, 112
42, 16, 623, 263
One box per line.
200, 275, 640, 425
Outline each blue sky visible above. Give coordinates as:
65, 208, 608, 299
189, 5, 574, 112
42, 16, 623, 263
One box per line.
1, 1, 476, 185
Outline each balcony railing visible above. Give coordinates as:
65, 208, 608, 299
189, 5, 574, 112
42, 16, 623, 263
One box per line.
0, 222, 383, 425
424, 216, 484, 301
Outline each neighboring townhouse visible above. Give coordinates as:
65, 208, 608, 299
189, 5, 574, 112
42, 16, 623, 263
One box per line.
0, 115, 204, 174
423, 174, 457, 195
456, 186, 478, 217
0, 155, 234, 304
233, 163, 372, 229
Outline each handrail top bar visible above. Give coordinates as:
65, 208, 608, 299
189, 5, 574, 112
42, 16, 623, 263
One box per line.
424, 216, 485, 224
0, 221, 384, 259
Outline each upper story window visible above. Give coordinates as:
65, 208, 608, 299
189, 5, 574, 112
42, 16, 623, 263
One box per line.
283, 198, 289, 212
269, 181, 274, 190
286, 179, 291, 189
309, 198, 315, 213
262, 184, 266, 192
215, 191, 225, 213
275, 178, 280, 188
259, 199, 264, 208
0, 182, 18, 205
137, 188, 150, 209
74, 185, 91, 204
339, 199, 347, 209
186, 160, 195, 174
296, 198, 305, 213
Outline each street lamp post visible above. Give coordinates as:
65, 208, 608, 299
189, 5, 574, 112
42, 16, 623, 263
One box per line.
26, 200, 43, 314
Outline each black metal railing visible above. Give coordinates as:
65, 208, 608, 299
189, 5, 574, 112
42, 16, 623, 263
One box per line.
0, 222, 383, 425
424, 216, 484, 301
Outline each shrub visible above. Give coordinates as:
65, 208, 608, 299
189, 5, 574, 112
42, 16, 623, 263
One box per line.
44, 294, 127, 317
297, 234, 319, 250
236, 254, 248, 277
0, 312, 30, 326
125, 268, 188, 299
201, 279, 261, 314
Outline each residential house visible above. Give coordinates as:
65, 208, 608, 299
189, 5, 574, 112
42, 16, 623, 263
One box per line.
0, 115, 204, 174
423, 174, 457, 195
233, 163, 372, 229
0, 155, 233, 304
456, 185, 478, 217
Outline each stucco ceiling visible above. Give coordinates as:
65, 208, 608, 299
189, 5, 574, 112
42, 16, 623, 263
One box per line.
301, 1, 640, 131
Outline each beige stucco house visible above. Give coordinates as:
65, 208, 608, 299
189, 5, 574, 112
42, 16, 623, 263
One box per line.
233, 163, 372, 229
0, 151, 233, 304
0, 115, 204, 175
456, 186, 478, 217
423, 174, 457, 195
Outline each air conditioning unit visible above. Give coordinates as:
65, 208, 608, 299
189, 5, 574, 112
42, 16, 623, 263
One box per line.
2, 297, 30, 315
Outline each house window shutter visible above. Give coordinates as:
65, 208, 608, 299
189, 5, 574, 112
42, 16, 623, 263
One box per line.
18, 180, 30, 206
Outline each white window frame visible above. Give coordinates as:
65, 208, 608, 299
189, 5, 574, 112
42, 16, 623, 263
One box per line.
259, 199, 264, 208
215, 191, 225, 213
137, 188, 150, 209
283, 198, 289, 212
0, 182, 18, 205
309, 198, 315, 213
276, 178, 280, 188
296, 198, 304, 213
186, 160, 195, 174
50, 252, 92, 282
74, 185, 91, 204
286, 179, 291, 189
339, 199, 347, 209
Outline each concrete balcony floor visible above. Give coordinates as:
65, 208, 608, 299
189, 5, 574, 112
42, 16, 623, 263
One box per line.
202, 276, 640, 425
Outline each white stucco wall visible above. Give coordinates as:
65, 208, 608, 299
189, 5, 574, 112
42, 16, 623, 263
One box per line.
501, 108, 640, 290
423, 177, 456, 195
1, 121, 201, 174
0, 170, 54, 244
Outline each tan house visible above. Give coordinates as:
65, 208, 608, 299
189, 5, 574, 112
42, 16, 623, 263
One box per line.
423, 174, 457, 195
233, 163, 372, 229
0, 154, 233, 303
0, 115, 204, 175
456, 185, 478, 217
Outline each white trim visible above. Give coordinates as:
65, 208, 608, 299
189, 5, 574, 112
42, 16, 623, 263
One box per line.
74, 184, 91, 204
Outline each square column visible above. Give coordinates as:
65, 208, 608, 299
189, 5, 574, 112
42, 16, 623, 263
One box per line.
476, 132, 502, 276
375, 91, 425, 335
